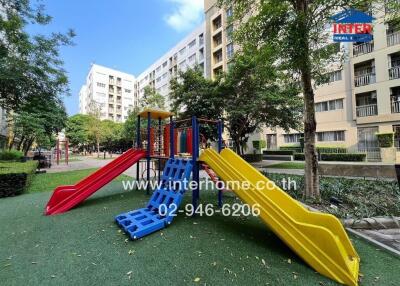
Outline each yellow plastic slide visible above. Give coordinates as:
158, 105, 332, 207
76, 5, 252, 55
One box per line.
199, 148, 360, 286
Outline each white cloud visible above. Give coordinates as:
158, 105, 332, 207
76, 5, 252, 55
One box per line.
164, 0, 204, 32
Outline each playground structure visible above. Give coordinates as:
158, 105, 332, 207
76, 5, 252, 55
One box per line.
55, 138, 69, 165
45, 109, 360, 286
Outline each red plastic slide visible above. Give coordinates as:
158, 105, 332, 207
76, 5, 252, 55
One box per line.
45, 149, 146, 215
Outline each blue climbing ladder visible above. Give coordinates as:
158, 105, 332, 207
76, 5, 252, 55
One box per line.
115, 158, 193, 239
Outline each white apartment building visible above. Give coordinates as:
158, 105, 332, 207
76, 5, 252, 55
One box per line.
136, 23, 205, 107
79, 64, 136, 122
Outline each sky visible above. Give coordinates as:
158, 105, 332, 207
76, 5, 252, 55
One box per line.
27, 0, 204, 116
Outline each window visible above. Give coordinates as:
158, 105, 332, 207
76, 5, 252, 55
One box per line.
124, 89, 131, 93
188, 39, 196, 49
283, 133, 302, 143
321, 70, 342, 84
226, 25, 233, 42
156, 66, 161, 73
315, 99, 343, 112
163, 61, 168, 68
226, 43, 234, 59
226, 7, 233, 18
156, 77, 161, 83
162, 72, 168, 79
97, 82, 106, 88
317, 131, 345, 142
188, 53, 196, 63
179, 47, 186, 56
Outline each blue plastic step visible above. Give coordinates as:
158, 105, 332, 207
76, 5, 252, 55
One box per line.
115, 158, 193, 239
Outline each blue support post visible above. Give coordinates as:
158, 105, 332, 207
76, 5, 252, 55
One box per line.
191, 116, 200, 214
170, 116, 174, 159
217, 119, 223, 207
136, 115, 141, 183
158, 117, 162, 184
146, 112, 151, 195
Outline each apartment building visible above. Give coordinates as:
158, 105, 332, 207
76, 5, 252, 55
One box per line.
79, 64, 136, 123
204, 0, 233, 79
204, 1, 400, 160
136, 23, 205, 107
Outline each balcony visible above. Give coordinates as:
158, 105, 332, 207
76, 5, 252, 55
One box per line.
391, 101, 400, 113
109, 88, 114, 93
108, 108, 114, 113
387, 31, 400, 46
389, 66, 400, 79
356, 104, 378, 117
353, 42, 374, 57
354, 72, 375, 86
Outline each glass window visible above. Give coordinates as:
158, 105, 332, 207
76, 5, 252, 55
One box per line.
226, 43, 234, 59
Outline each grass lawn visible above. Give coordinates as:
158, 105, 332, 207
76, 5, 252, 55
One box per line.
0, 177, 399, 285
265, 162, 305, 169
27, 168, 131, 193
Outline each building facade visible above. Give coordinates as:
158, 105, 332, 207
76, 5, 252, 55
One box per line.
0, 108, 7, 149
136, 23, 205, 107
79, 64, 136, 122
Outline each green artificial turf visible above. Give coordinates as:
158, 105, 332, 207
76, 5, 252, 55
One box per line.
27, 168, 131, 193
0, 182, 399, 286
265, 162, 305, 169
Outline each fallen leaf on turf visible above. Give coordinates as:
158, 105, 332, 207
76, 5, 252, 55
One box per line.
194, 277, 200, 282
261, 259, 266, 265
211, 262, 217, 266
287, 259, 292, 264
128, 250, 135, 255
126, 271, 132, 275
51, 275, 56, 278
3, 264, 11, 267
31, 262, 37, 264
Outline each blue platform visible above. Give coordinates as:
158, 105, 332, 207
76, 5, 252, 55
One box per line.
115, 158, 193, 240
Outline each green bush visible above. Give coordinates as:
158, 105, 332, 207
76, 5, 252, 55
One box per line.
263, 150, 294, 155
316, 147, 347, 154
0, 149, 24, 161
241, 154, 262, 162
279, 146, 302, 153
261, 172, 400, 218
376, 132, 394, 148
294, 153, 305, 160
0, 161, 38, 197
252, 140, 266, 150
320, 153, 366, 162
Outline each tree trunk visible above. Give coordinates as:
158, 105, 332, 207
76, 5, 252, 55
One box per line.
97, 140, 100, 158
17, 136, 25, 151
302, 69, 320, 200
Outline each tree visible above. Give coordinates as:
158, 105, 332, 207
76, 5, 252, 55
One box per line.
65, 114, 92, 151
0, 0, 75, 112
219, 49, 302, 154
12, 98, 67, 154
141, 86, 165, 110
169, 67, 224, 141
221, 0, 398, 199
122, 107, 140, 145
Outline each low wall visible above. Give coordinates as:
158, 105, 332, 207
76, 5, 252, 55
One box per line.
318, 163, 397, 179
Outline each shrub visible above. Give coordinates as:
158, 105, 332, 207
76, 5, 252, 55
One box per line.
241, 154, 262, 162
252, 140, 266, 150
279, 146, 302, 153
316, 147, 347, 154
320, 153, 366, 162
294, 153, 305, 160
0, 161, 38, 198
263, 150, 294, 155
376, 132, 394, 148
261, 172, 400, 218
0, 149, 24, 161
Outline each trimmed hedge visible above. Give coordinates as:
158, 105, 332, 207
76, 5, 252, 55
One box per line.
241, 154, 263, 162
252, 140, 266, 150
279, 146, 302, 153
294, 153, 305, 160
320, 153, 366, 162
263, 150, 294, 155
316, 147, 347, 154
0, 149, 24, 161
376, 132, 394, 148
0, 161, 38, 197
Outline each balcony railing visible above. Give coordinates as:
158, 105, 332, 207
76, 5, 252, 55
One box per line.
356, 104, 378, 117
389, 66, 400, 79
108, 108, 114, 113
109, 88, 114, 93
353, 42, 374, 57
354, 73, 375, 86
387, 31, 400, 46
391, 101, 400, 113
116, 100, 122, 104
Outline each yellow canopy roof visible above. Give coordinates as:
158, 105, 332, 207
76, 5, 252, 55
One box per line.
138, 109, 174, 120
